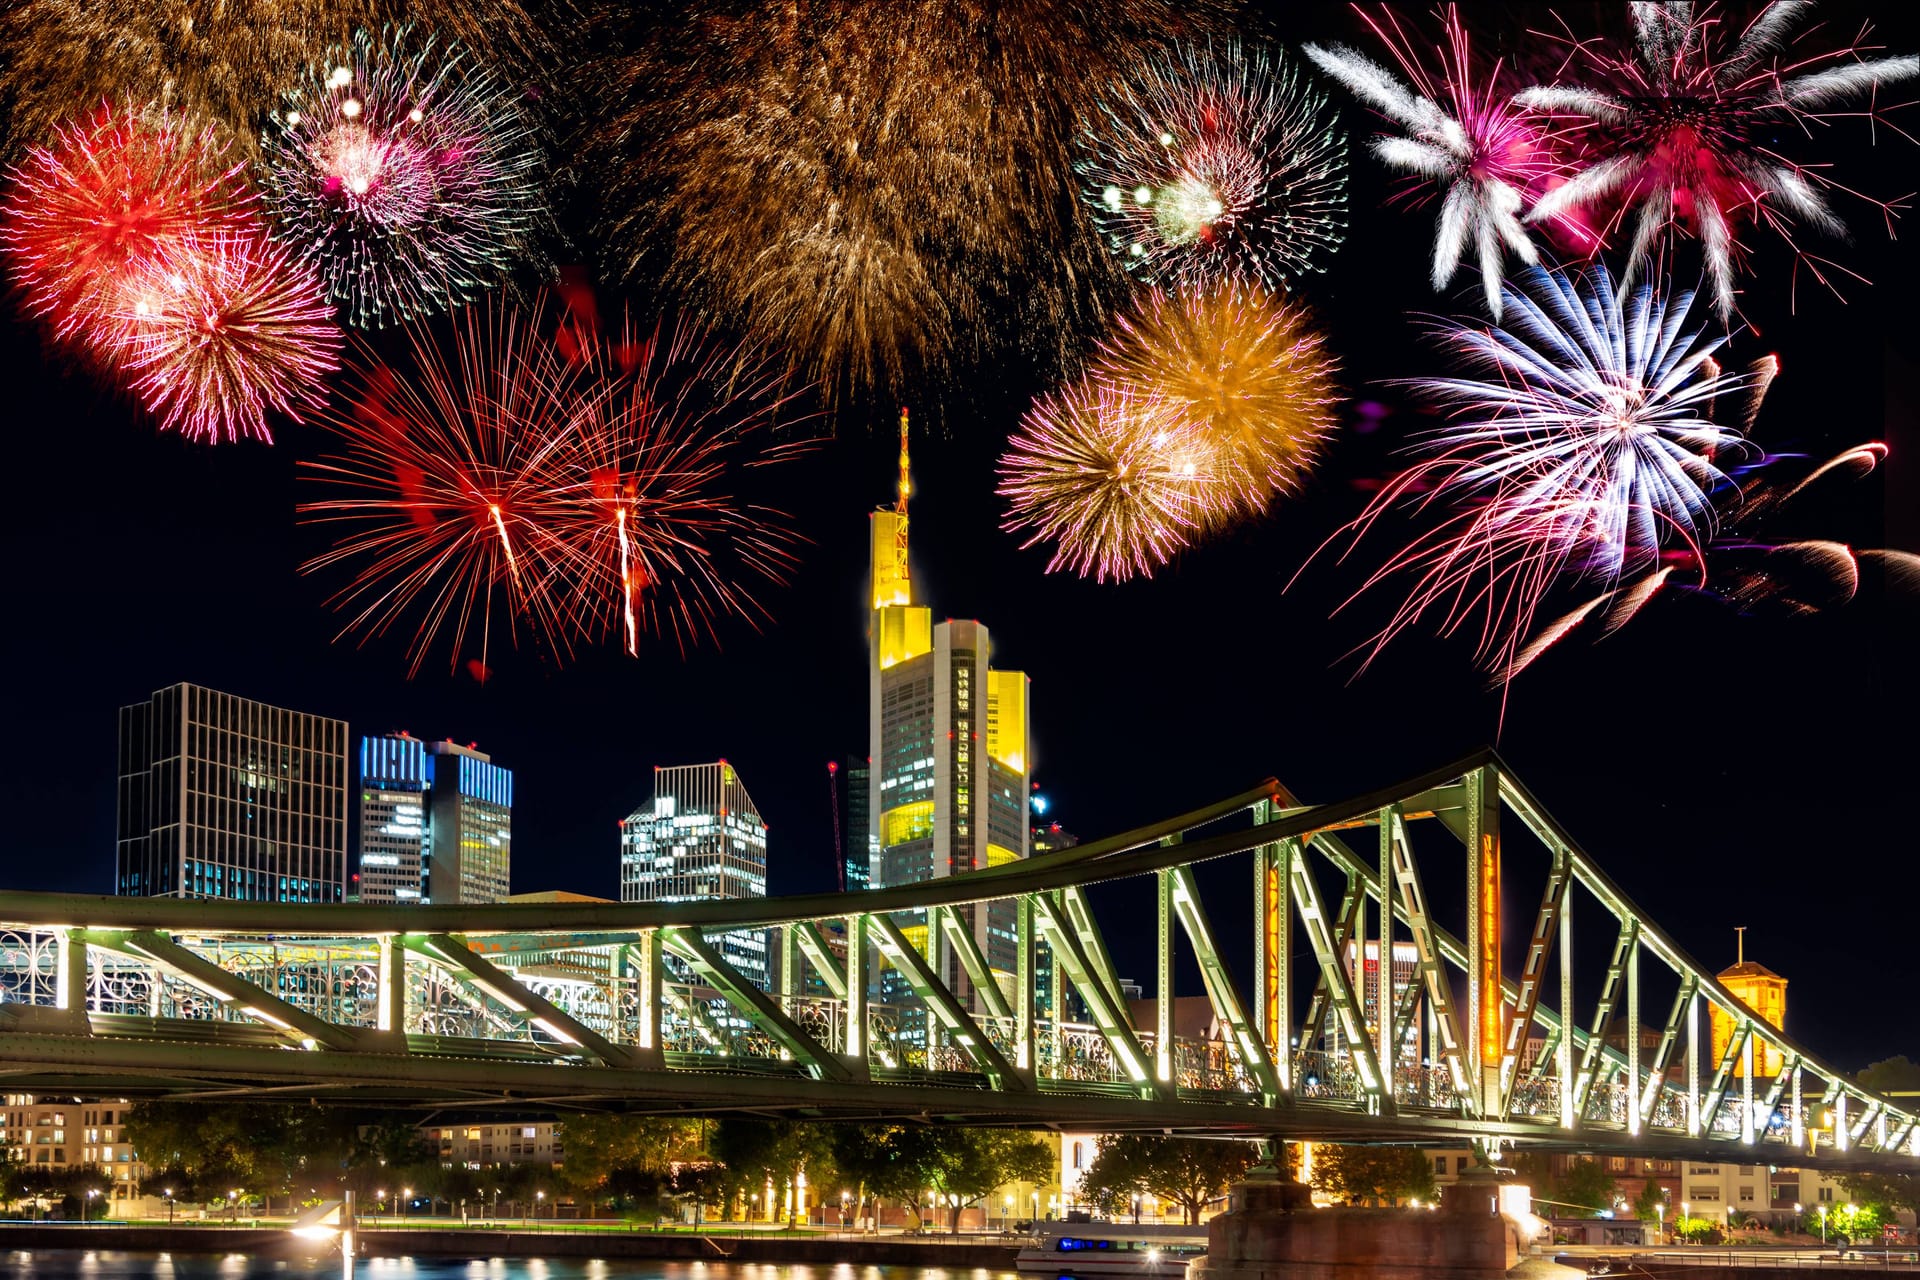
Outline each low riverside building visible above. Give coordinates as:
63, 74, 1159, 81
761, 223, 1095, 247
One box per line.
427, 1120, 565, 1169
1, 1094, 160, 1216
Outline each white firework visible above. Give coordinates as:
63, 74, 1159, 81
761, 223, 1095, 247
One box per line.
1305, 7, 1556, 318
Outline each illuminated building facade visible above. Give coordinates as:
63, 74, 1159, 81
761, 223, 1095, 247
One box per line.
620, 761, 771, 990
2, 1096, 153, 1211
1330, 939, 1424, 1066
867, 409, 1031, 1018
116, 683, 347, 902
356, 733, 428, 905
1710, 932, 1788, 1079
422, 741, 513, 905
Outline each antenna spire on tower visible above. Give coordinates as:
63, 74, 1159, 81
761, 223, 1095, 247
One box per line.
896, 406, 912, 516
1735, 925, 1746, 966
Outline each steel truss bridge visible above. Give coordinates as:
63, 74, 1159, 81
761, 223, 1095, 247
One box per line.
0, 751, 1912, 1172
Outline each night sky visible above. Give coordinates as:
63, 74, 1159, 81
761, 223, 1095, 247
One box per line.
2, 4, 1916, 1074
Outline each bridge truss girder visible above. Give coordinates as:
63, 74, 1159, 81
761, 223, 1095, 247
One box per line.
0, 749, 1912, 1174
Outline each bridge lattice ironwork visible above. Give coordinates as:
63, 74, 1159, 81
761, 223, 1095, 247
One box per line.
0, 751, 1910, 1171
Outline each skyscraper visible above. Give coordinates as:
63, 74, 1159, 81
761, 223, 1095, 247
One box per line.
834, 755, 871, 892
421, 741, 513, 904
867, 409, 1031, 1014
356, 734, 428, 904
116, 683, 347, 902
620, 761, 771, 989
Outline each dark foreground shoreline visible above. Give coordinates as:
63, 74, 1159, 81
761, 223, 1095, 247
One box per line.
0, 1223, 1023, 1267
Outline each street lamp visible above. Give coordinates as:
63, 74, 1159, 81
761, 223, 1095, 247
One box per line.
1819, 1204, 1828, 1244
229, 1189, 239, 1225
1004, 1195, 1013, 1231
402, 1187, 412, 1223
1030, 1191, 1039, 1225
1131, 1194, 1140, 1225
1655, 1201, 1664, 1243
163, 1188, 173, 1226
536, 1190, 546, 1222
86, 1188, 98, 1223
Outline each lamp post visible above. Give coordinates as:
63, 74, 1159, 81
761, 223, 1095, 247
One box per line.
1655, 1201, 1664, 1244
228, 1189, 239, 1225
1819, 1204, 1828, 1244
1131, 1194, 1140, 1225
536, 1190, 545, 1224
163, 1188, 173, 1226
1030, 1191, 1039, 1226
402, 1186, 412, 1224
85, 1188, 98, 1223
1003, 1195, 1013, 1232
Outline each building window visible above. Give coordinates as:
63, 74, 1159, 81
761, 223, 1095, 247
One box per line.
1738, 1186, 1755, 1202
1072, 1142, 1084, 1170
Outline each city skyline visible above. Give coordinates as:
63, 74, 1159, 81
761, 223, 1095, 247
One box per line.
4, 5, 1916, 1077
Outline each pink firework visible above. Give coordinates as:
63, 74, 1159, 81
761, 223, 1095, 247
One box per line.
1522, 1, 1920, 317
1306, 5, 1571, 317
116, 231, 342, 443
0, 101, 254, 354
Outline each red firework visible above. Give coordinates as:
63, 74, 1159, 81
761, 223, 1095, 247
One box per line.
1, 101, 254, 354
117, 231, 342, 443
299, 298, 812, 676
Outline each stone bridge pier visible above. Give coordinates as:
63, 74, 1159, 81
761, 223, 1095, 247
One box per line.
1188, 1166, 1529, 1280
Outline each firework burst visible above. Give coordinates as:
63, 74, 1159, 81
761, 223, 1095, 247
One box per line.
116, 231, 341, 443
1099, 284, 1339, 525
1076, 40, 1348, 289
300, 298, 810, 676
580, 0, 1203, 398
0, 0, 547, 158
998, 381, 1212, 583
0, 101, 253, 352
1307, 5, 1564, 318
260, 26, 549, 329
1329, 263, 1766, 677
1520, 1, 1920, 317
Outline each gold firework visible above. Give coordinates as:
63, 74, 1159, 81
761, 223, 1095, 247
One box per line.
581, 0, 1216, 399
0, 0, 545, 157
1099, 284, 1338, 523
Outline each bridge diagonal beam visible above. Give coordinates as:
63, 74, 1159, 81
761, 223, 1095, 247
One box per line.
935, 906, 1014, 1024
1034, 893, 1162, 1099
869, 915, 1025, 1090
1573, 916, 1639, 1121
83, 930, 359, 1052
1500, 842, 1571, 1119
1639, 974, 1698, 1129
1059, 887, 1131, 1014
412, 935, 640, 1068
1696, 1016, 1750, 1140
1166, 865, 1279, 1102
658, 928, 849, 1083
793, 922, 847, 1000
1285, 845, 1385, 1103
1381, 819, 1472, 1112
1297, 868, 1361, 1054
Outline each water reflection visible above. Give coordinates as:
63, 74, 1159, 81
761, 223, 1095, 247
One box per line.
0, 1254, 1020, 1280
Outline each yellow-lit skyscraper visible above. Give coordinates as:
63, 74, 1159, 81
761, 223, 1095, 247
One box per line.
867, 410, 1030, 1017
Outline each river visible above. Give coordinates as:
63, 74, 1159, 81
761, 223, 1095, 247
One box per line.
3, 1256, 1022, 1280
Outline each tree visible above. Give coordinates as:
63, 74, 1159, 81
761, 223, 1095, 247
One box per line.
709, 1119, 835, 1225
1080, 1135, 1258, 1225
831, 1123, 944, 1227
1837, 1057, 1920, 1220
1551, 1159, 1617, 1217
1631, 1178, 1669, 1226
923, 1129, 1053, 1234
1309, 1145, 1435, 1207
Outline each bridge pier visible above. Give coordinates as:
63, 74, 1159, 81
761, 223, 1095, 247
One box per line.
1188, 1165, 1526, 1280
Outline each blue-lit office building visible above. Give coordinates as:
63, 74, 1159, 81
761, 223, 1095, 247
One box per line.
116, 683, 348, 902
357, 735, 513, 905
356, 734, 428, 904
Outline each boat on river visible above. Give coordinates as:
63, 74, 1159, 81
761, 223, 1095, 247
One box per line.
1014, 1221, 1208, 1278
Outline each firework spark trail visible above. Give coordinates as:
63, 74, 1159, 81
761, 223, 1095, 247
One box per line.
1306, 5, 1566, 318
997, 379, 1212, 583
581, 0, 1206, 398
0, 0, 549, 160
1097, 283, 1340, 527
1076, 40, 1348, 289
260, 26, 550, 329
116, 230, 341, 442
1, 101, 254, 353
1323, 263, 1765, 679
1520, 0, 1920, 318
300, 298, 813, 675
